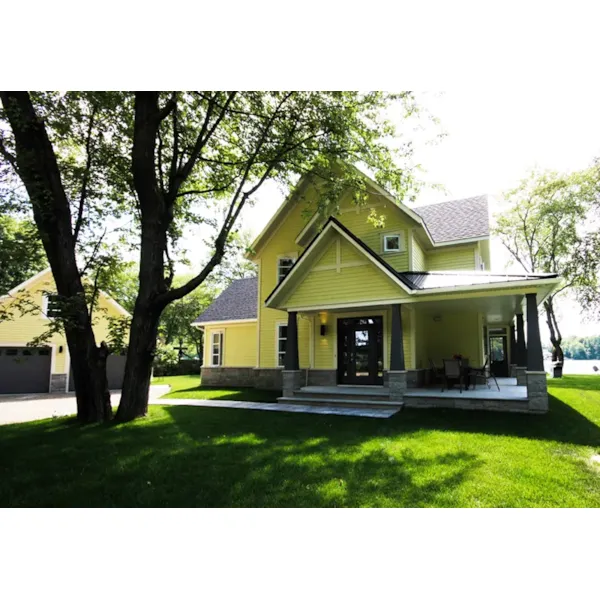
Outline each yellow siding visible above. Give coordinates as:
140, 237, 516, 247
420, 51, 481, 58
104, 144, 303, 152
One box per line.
426, 245, 476, 271
335, 192, 411, 271
0, 271, 127, 374
412, 235, 426, 271
204, 323, 257, 367
257, 193, 314, 369
284, 237, 407, 310
318, 241, 337, 266
421, 310, 481, 365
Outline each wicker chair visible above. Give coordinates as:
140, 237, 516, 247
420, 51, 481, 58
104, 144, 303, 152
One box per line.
442, 359, 463, 393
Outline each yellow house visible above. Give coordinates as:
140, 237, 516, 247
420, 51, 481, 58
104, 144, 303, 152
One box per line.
0, 268, 130, 394
194, 170, 560, 413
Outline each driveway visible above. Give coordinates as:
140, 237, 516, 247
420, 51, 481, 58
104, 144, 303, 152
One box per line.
0, 385, 171, 425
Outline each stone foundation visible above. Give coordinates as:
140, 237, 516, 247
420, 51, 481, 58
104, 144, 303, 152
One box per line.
282, 370, 303, 397
201, 367, 255, 387
402, 396, 534, 413
253, 369, 284, 390
406, 369, 426, 388
50, 374, 67, 393
509, 364, 517, 378
526, 371, 548, 413
515, 366, 527, 386
307, 369, 337, 386
388, 370, 407, 402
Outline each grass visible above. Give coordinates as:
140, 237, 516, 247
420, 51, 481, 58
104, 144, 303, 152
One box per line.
1, 375, 600, 507
152, 375, 280, 402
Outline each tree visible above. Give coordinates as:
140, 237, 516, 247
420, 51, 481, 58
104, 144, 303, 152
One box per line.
495, 167, 600, 367
0, 91, 427, 422
0, 215, 47, 295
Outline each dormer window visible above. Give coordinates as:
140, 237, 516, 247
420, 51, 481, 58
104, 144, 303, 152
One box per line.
277, 256, 296, 282
383, 233, 404, 253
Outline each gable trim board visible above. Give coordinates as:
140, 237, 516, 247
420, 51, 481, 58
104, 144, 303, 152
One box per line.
193, 318, 257, 328
265, 217, 413, 309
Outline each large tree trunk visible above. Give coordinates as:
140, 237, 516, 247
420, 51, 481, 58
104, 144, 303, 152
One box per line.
115, 297, 162, 421
0, 91, 111, 422
544, 296, 564, 375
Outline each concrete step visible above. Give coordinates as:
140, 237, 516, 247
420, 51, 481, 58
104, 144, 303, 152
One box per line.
278, 396, 404, 411
298, 386, 390, 402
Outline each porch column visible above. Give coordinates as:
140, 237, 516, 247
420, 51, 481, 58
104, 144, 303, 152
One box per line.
509, 324, 517, 377
390, 303, 405, 371
282, 311, 302, 397
389, 304, 407, 403
515, 313, 526, 367
525, 293, 548, 412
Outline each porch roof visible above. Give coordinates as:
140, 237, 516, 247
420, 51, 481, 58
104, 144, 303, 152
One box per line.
397, 271, 558, 291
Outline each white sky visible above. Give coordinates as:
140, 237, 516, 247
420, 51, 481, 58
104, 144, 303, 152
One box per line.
183, 90, 600, 338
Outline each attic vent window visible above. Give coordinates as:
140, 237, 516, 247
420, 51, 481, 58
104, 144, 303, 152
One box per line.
45, 294, 64, 319
277, 257, 295, 282
383, 233, 404, 253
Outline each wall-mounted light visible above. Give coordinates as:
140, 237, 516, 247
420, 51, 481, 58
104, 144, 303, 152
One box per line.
320, 324, 327, 336
433, 315, 442, 323
59, 345, 64, 353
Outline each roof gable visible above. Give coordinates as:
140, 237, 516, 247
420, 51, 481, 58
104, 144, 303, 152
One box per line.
265, 218, 411, 309
0, 268, 131, 318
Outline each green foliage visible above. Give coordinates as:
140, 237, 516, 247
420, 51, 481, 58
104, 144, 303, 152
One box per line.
561, 336, 600, 360
107, 316, 132, 354
0, 215, 47, 295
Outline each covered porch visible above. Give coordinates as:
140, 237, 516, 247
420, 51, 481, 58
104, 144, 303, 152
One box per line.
279, 287, 551, 414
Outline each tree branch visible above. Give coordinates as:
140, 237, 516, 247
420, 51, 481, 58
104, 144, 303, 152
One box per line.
0, 135, 18, 172
73, 103, 98, 245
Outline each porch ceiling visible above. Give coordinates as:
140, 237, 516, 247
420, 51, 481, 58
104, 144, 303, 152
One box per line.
413, 293, 524, 325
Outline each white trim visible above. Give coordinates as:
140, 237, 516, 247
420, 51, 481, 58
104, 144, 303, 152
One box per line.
0, 268, 52, 301
289, 299, 409, 312
193, 318, 257, 328
209, 329, 224, 367
64, 344, 71, 391
275, 320, 287, 368
312, 260, 369, 272
431, 236, 489, 247
382, 232, 405, 253
408, 229, 414, 270
412, 277, 561, 297
276, 253, 298, 283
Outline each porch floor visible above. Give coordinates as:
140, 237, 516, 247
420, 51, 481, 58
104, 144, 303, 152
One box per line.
406, 377, 528, 402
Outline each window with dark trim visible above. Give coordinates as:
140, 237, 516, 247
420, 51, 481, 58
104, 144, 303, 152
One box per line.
46, 294, 63, 319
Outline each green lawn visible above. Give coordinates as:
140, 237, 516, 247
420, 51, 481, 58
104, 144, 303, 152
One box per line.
1, 376, 600, 507
153, 374, 280, 402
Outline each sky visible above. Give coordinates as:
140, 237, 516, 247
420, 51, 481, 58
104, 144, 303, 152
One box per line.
183, 90, 600, 337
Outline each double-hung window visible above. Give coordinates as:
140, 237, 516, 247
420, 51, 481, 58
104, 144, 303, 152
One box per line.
211, 331, 223, 366
277, 324, 288, 367
277, 257, 295, 283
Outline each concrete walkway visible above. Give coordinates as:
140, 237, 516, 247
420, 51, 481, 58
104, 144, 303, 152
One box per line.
0, 387, 399, 424
0, 385, 170, 425
158, 398, 400, 418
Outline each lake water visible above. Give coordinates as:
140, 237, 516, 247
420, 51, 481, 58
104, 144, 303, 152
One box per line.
543, 359, 600, 376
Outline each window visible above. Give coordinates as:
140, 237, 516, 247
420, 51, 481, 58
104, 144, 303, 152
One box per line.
277, 257, 295, 282
383, 234, 403, 253
277, 324, 288, 367
45, 294, 63, 319
211, 331, 223, 366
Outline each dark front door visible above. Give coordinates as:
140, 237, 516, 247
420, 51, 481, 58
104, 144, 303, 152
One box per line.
337, 317, 383, 385
489, 335, 509, 377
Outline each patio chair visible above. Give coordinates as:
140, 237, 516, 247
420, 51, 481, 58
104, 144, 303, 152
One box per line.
429, 358, 443, 385
471, 355, 500, 391
442, 359, 463, 393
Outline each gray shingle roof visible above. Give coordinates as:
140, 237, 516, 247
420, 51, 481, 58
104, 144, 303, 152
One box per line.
397, 271, 557, 290
193, 277, 257, 324
413, 195, 489, 243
